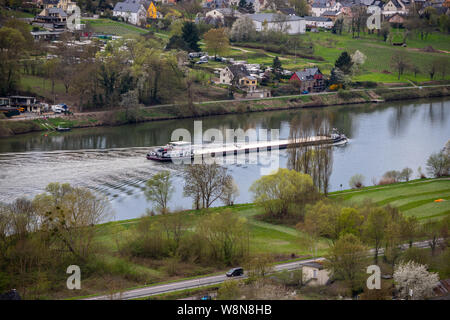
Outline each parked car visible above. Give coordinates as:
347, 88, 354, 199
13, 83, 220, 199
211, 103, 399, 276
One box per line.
226, 267, 244, 277
301, 90, 309, 94
196, 60, 207, 64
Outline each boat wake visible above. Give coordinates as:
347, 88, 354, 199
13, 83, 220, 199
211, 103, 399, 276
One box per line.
0, 148, 181, 204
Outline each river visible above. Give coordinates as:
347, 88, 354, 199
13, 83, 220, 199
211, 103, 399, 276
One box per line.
0, 98, 449, 220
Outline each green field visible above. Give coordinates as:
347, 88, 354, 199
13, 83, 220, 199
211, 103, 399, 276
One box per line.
82, 19, 149, 36
209, 30, 450, 84
330, 178, 450, 221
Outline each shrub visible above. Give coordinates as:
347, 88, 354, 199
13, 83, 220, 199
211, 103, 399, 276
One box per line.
250, 168, 320, 221
349, 174, 365, 189
378, 177, 396, 185
337, 89, 362, 101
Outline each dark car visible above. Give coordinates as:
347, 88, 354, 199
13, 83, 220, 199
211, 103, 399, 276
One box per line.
226, 267, 244, 277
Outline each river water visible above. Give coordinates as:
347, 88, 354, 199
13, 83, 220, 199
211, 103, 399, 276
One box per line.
0, 98, 449, 220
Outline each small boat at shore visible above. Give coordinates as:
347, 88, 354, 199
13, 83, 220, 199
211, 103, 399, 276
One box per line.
56, 126, 71, 132
146, 129, 348, 162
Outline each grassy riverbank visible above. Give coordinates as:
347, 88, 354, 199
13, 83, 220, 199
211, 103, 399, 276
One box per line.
61, 178, 447, 300
1, 85, 449, 138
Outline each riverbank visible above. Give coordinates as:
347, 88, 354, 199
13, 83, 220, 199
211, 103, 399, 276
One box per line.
1, 85, 449, 138
39, 178, 450, 299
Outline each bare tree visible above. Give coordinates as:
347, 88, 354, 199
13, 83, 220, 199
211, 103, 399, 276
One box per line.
390, 51, 410, 80
183, 164, 232, 209
220, 178, 240, 206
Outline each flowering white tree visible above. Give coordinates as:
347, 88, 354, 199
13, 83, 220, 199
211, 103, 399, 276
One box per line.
394, 261, 439, 300
351, 50, 366, 74
230, 16, 256, 42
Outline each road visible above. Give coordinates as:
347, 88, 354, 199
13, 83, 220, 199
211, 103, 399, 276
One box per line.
85, 239, 438, 300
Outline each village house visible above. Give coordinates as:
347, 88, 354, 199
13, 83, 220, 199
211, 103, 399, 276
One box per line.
220, 64, 251, 86
289, 67, 325, 93
247, 13, 306, 34
311, 0, 342, 17
205, 8, 242, 24
239, 75, 258, 92
382, 0, 408, 16
56, 0, 77, 14
8, 96, 38, 112
202, 0, 229, 9
219, 65, 271, 97
35, 7, 67, 30
321, 10, 342, 21
113, 0, 147, 25
302, 261, 330, 286
37, 0, 59, 9
147, 1, 163, 19
387, 12, 406, 25
304, 16, 334, 29
277, 7, 297, 16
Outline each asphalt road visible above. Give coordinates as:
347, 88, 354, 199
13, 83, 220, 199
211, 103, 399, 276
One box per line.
85, 239, 439, 300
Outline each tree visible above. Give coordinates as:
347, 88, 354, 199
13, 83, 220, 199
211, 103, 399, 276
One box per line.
390, 51, 410, 80
325, 234, 368, 293
32, 183, 111, 261
159, 211, 187, 253
332, 18, 344, 35
350, 5, 368, 38
351, 50, 366, 73
245, 254, 274, 279
400, 216, 419, 248
426, 149, 450, 177
0, 27, 27, 95
166, 35, 190, 51
272, 56, 283, 79
380, 21, 390, 42
334, 52, 353, 75
144, 171, 174, 214
183, 164, 232, 209
400, 167, 413, 182
427, 59, 439, 80
217, 280, 241, 299
182, 21, 200, 52
422, 219, 446, 256
402, 247, 430, 266
289, 0, 311, 16
197, 209, 249, 265
230, 16, 256, 42
363, 207, 388, 264
204, 28, 229, 59
394, 261, 439, 300
349, 174, 365, 189
329, 67, 351, 87
250, 168, 319, 220
220, 178, 240, 206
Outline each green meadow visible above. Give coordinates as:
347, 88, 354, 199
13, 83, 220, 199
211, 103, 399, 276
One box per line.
330, 178, 450, 221
203, 29, 450, 84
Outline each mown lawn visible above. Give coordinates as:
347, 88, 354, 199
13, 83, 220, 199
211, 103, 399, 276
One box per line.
329, 178, 450, 221
82, 19, 149, 36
